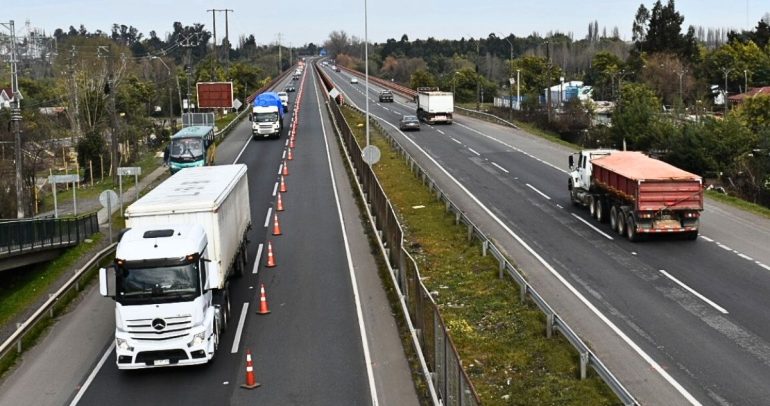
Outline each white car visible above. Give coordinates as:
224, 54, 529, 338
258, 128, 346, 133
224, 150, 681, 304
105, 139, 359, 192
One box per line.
350, 77, 358, 84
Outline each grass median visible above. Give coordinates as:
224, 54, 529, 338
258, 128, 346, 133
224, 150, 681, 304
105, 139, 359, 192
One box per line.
340, 106, 619, 405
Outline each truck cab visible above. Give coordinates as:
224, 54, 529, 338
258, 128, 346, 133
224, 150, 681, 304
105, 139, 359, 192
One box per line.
250, 92, 285, 139
166, 126, 216, 174
568, 149, 615, 199
99, 224, 226, 369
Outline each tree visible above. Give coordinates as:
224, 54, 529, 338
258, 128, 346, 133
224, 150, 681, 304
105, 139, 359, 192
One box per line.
611, 82, 664, 150
634, 0, 697, 62
736, 95, 770, 134
410, 69, 436, 89
584, 52, 624, 100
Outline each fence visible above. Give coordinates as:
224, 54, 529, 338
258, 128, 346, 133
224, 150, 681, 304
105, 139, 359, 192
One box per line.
0, 213, 99, 259
319, 62, 637, 405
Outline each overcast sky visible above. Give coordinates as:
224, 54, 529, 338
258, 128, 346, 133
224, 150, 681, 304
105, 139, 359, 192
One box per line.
3, 0, 767, 47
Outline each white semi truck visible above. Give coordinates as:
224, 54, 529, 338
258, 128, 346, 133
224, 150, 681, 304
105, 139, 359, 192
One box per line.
416, 87, 454, 124
99, 164, 251, 369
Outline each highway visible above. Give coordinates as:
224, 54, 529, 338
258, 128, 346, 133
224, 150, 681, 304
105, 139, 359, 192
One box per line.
0, 64, 419, 406
325, 65, 770, 406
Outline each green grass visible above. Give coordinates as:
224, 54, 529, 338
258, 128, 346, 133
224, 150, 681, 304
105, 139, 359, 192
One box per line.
706, 190, 770, 219
341, 107, 619, 405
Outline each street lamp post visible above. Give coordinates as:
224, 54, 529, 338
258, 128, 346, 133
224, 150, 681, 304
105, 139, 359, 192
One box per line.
744, 69, 749, 93
676, 69, 687, 112
516, 69, 520, 112
721, 67, 731, 114
150, 56, 176, 129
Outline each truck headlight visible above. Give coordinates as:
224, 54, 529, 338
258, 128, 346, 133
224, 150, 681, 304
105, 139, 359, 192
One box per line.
188, 332, 205, 347
116, 338, 133, 352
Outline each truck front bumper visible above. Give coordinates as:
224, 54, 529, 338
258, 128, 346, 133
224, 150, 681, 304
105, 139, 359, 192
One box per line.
114, 330, 216, 370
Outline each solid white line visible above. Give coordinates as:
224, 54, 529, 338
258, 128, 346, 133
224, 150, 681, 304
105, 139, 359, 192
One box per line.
526, 183, 552, 200
436, 129, 445, 135
272, 181, 279, 197
570, 213, 615, 240
264, 207, 272, 228
372, 114, 697, 404
699, 235, 714, 242
758, 262, 770, 271
737, 253, 753, 261
69, 342, 115, 405
452, 138, 462, 144
253, 243, 263, 274
313, 73, 379, 406
230, 303, 250, 353
468, 147, 480, 156
491, 162, 509, 173
233, 134, 252, 164
660, 270, 728, 314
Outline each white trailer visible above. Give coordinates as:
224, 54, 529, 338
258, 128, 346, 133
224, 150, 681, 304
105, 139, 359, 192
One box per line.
416, 88, 454, 124
99, 164, 251, 369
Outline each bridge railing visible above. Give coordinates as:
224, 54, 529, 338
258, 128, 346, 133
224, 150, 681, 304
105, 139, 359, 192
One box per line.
0, 213, 99, 259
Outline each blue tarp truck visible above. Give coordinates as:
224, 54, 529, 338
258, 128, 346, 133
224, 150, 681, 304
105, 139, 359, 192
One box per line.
250, 92, 285, 139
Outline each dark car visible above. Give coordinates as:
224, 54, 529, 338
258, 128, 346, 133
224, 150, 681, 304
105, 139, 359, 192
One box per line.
378, 90, 394, 103
284, 85, 296, 92
399, 115, 420, 131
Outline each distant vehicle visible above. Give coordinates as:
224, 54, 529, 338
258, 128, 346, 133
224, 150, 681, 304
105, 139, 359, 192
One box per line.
166, 126, 216, 174
378, 90, 394, 103
292, 74, 300, 81
350, 77, 358, 84
333, 66, 340, 72
568, 150, 704, 241
399, 115, 421, 131
277, 91, 289, 110
284, 84, 296, 92
416, 87, 454, 124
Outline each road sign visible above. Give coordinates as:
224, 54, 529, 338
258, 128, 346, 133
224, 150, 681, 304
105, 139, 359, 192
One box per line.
233, 98, 243, 110
48, 174, 80, 184
99, 189, 119, 209
362, 145, 381, 165
117, 167, 141, 176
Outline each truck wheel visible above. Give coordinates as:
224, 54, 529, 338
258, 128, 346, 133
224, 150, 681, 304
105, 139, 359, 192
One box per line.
684, 230, 699, 241
596, 199, 608, 223
588, 196, 597, 218
610, 206, 619, 231
616, 211, 626, 236
214, 290, 231, 332
626, 215, 639, 242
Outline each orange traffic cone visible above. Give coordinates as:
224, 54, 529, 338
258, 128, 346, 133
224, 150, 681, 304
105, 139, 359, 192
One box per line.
287, 147, 293, 161
266, 241, 276, 268
282, 160, 289, 176
240, 349, 261, 389
256, 284, 271, 315
289, 137, 295, 149
280, 176, 287, 193
276, 192, 284, 211
272, 213, 282, 236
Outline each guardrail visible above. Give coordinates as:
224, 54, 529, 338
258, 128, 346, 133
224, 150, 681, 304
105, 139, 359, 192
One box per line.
454, 106, 519, 129
0, 213, 99, 259
0, 243, 116, 367
320, 63, 638, 405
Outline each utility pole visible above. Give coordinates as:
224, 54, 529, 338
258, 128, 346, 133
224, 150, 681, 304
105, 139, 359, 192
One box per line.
277, 33, 283, 73
68, 46, 82, 144
721, 67, 731, 115
207, 9, 217, 80
475, 40, 480, 111
546, 40, 552, 122
179, 33, 199, 117
100, 44, 120, 184
220, 9, 233, 70
2, 20, 24, 218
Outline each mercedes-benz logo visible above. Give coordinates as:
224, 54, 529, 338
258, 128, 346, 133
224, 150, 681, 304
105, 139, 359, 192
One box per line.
152, 318, 166, 331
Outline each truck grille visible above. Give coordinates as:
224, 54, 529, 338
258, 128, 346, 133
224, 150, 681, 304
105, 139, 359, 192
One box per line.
126, 315, 193, 341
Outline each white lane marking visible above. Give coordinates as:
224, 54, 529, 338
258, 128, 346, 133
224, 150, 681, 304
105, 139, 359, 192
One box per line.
372, 114, 697, 405
234, 134, 252, 164
272, 181, 279, 197
699, 235, 714, 242
758, 262, 770, 271
264, 207, 273, 228
436, 129, 445, 135
69, 342, 115, 405
454, 121, 569, 174
230, 303, 250, 353
491, 162, 509, 173
313, 74, 379, 406
253, 243, 263, 274
285, 139, 289, 146
468, 148, 480, 156
570, 213, 615, 240
737, 253, 753, 261
660, 270, 728, 314
556, 204, 564, 209
717, 243, 732, 251
282, 149, 287, 159
382, 107, 390, 111
452, 138, 462, 144
277, 163, 283, 175
526, 183, 552, 200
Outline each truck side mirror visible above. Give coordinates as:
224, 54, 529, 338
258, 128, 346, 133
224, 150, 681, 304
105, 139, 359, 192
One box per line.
248, 113, 253, 122
206, 261, 221, 291
568, 155, 574, 169
99, 266, 117, 297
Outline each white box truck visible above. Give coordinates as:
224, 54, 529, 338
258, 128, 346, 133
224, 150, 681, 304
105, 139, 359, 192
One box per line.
99, 164, 251, 369
416, 87, 454, 124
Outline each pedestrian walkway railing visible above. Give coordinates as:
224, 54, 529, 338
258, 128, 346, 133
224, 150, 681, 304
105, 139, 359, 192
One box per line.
0, 213, 99, 260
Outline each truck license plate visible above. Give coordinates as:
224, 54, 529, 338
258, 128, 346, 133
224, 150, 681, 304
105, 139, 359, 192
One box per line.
155, 359, 170, 366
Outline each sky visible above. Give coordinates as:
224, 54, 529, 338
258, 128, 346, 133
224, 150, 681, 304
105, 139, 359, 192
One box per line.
3, 0, 768, 47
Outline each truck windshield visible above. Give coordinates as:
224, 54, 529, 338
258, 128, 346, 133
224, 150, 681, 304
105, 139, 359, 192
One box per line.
169, 137, 204, 162
116, 263, 201, 305
255, 112, 279, 122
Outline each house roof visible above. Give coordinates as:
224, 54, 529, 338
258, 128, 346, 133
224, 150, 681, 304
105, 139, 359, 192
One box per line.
728, 86, 770, 102
0, 87, 23, 101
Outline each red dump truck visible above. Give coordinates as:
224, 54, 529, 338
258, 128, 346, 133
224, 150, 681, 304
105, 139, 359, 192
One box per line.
568, 150, 703, 241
